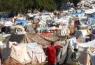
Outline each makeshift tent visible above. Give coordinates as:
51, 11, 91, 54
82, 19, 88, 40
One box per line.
4, 43, 46, 65
8, 34, 32, 43
77, 40, 95, 65
78, 39, 95, 48
2, 29, 50, 65
38, 32, 59, 42
72, 12, 85, 18
16, 19, 28, 27
57, 40, 69, 65
85, 9, 95, 14
29, 33, 50, 46
79, 29, 92, 38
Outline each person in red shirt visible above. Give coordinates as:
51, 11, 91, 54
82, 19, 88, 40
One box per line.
47, 41, 62, 65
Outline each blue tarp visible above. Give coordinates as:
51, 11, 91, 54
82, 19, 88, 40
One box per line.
87, 17, 95, 25
16, 19, 28, 27
72, 12, 85, 17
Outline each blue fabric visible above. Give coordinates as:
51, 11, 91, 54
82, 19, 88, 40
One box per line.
87, 17, 95, 26
72, 13, 85, 17
16, 19, 28, 27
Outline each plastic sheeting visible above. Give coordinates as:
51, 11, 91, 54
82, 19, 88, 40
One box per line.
16, 19, 28, 27
27, 43, 46, 64
10, 44, 31, 64
78, 39, 95, 65
78, 39, 95, 48
10, 43, 46, 64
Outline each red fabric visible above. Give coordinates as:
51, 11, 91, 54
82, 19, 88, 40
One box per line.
47, 45, 62, 64
40, 32, 53, 37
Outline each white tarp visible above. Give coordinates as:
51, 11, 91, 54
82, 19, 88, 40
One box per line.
10, 42, 46, 64
10, 44, 31, 64
78, 39, 95, 48
41, 14, 52, 21
85, 9, 95, 14
78, 40, 95, 65
27, 43, 46, 63
27, 13, 33, 17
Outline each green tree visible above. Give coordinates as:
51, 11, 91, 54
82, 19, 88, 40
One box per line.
34, 0, 56, 11
0, 0, 57, 12
0, 0, 81, 12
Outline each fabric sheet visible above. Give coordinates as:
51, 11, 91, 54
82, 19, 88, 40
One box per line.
57, 40, 69, 64
77, 40, 95, 65
10, 43, 46, 64
27, 43, 46, 63
10, 44, 31, 64
78, 39, 95, 48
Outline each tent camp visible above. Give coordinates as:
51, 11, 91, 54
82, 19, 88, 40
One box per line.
2, 33, 49, 65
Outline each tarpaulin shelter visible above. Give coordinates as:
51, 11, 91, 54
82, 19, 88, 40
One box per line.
38, 32, 59, 43
3, 43, 46, 65
29, 33, 51, 46
85, 9, 95, 14
16, 19, 28, 27
2, 32, 49, 65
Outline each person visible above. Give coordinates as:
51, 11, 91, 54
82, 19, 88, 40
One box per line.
46, 41, 62, 65
74, 19, 80, 30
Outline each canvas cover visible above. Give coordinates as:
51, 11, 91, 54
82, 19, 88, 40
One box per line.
10, 43, 46, 64
10, 44, 31, 64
